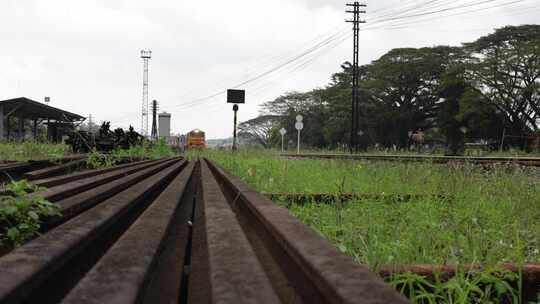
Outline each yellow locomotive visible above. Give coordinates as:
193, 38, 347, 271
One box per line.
186, 129, 206, 149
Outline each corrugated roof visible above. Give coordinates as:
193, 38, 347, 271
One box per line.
0, 97, 85, 121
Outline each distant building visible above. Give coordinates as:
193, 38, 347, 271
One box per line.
158, 112, 171, 142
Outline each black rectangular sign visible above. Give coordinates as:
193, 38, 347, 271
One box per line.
227, 89, 245, 104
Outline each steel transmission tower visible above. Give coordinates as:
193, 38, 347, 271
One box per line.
346, 2, 366, 152
140, 50, 152, 137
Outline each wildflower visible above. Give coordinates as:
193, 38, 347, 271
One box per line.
247, 168, 256, 177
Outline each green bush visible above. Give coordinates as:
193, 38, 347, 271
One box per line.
0, 180, 60, 248
86, 150, 117, 169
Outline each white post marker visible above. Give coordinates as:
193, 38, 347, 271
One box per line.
279, 128, 287, 153
295, 115, 304, 155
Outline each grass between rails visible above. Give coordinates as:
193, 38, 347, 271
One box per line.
200, 150, 540, 196
201, 149, 540, 303
86, 139, 177, 169
201, 150, 540, 265
282, 147, 540, 157
0, 142, 71, 161
0, 139, 176, 165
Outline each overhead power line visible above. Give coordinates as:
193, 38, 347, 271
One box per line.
102, 0, 535, 125
363, 0, 532, 31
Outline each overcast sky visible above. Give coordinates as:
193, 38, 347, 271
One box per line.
1, 0, 538, 139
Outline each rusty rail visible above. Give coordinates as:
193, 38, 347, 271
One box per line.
265, 192, 450, 205
379, 264, 540, 301
282, 153, 540, 167
32, 158, 159, 188
200, 159, 407, 303
0, 155, 88, 183
0, 158, 186, 303
24, 158, 88, 180
62, 162, 196, 303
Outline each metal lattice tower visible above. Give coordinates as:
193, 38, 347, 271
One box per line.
140, 50, 152, 137
346, 2, 366, 152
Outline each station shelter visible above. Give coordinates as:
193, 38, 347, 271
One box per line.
0, 97, 85, 142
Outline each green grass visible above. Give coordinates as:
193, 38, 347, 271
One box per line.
286, 197, 539, 266
199, 150, 540, 195
86, 140, 176, 169
203, 150, 540, 265
201, 149, 540, 303
278, 146, 540, 157
0, 142, 71, 161
115, 139, 177, 160
0, 140, 176, 167
388, 268, 523, 303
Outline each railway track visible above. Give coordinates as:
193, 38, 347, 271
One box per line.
0, 157, 407, 303
0, 155, 151, 184
0, 155, 88, 183
264, 192, 450, 205
282, 153, 540, 166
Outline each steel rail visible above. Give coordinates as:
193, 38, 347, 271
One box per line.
189, 160, 282, 303
0, 155, 88, 182
202, 158, 408, 303
62, 162, 196, 304
282, 153, 540, 166
24, 158, 88, 180
32, 158, 160, 188
46, 158, 183, 229
264, 192, 450, 205
33, 157, 177, 202
379, 264, 540, 301
0, 159, 186, 304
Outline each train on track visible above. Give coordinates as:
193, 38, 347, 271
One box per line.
185, 129, 206, 150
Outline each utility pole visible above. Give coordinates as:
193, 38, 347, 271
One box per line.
346, 2, 366, 153
232, 104, 239, 151
88, 114, 93, 132
151, 100, 158, 141
140, 50, 152, 137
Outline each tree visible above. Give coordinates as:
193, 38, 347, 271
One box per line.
437, 66, 492, 155
238, 115, 280, 148
261, 91, 330, 148
362, 46, 462, 147
465, 25, 540, 148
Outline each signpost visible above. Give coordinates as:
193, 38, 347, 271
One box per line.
295, 115, 304, 155
279, 128, 287, 152
227, 89, 246, 151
